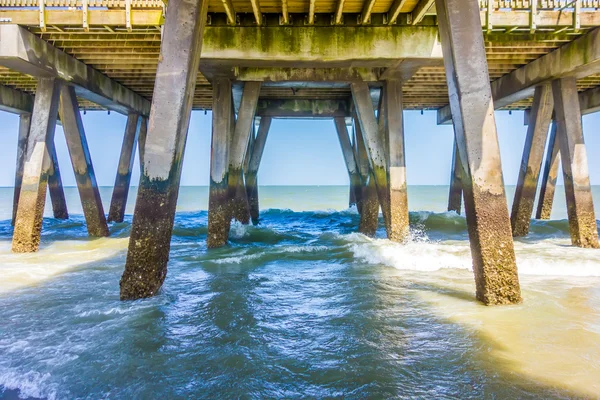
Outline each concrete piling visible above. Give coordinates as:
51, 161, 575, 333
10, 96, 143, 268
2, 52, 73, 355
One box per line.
47, 135, 69, 220
383, 79, 409, 242
59, 85, 109, 237
12, 114, 31, 226
120, 0, 208, 300
436, 0, 522, 305
535, 121, 560, 220
245, 116, 271, 225
552, 77, 599, 248
447, 136, 463, 214
351, 82, 392, 235
353, 117, 379, 236
511, 84, 554, 237
228, 82, 261, 225
207, 78, 234, 248
12, 78, 61, 253
334, 117, 362, 213
108, 113, 141, 223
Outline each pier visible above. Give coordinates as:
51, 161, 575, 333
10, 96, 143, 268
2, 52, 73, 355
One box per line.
1, 0, 599, 304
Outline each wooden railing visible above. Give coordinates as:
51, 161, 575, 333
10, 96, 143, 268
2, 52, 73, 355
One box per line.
0, 0, 163, 7
480, 0, 599, 9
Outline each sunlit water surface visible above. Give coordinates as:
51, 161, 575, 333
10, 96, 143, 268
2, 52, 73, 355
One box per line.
0, 186, 599, 399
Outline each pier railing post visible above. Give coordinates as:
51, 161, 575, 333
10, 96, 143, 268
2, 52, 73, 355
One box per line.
447, 135, 463, 214
383, 79, 410, 242
245, 116, 271, 225
351, 82, 392, 235
12, 78, 61, 253
334, 117, 362, 212
535, 121, 560, 220
552, 77, 599, 248
120, 0, 209, 300
208, 78, 234, 248
353, 115, 379, 236
436, 0, 522, 304
12, 114, 31, 226
229, 81, 261, 225
108, 113, 141, 223
511, 84, 554, 237
59, 85, 109, 237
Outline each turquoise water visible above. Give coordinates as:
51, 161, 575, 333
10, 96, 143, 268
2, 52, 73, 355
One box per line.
1, 186, 599, 399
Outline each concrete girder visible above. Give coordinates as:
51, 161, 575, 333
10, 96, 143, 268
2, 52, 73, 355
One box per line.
199, 25, 443, 76
0, 25, 151, 116
0, 84, 33, 114
437, 26, 600, 124
256, 99, 352, 118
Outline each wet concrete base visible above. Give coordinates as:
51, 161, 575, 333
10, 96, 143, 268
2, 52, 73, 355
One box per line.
228, 168, 250, 225
208, 179, 232, 248
245, 173, 260, 225
511, 178, 538, 237
12, 185, 49, 253
358, 176, 379, 236
388, 187, 409, 242
464, 188, 522, 305
120, 182, 178, 300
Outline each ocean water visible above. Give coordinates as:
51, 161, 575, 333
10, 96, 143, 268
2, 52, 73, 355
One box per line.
0, 185, 599, 399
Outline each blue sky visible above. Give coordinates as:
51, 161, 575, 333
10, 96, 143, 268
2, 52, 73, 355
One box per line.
0, 109, 598, 187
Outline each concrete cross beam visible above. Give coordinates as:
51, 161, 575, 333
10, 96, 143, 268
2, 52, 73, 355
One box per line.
256, 99, 352, 118
0, 25, 150, 116
0, 84, 33, 114
437, 27, 600, 124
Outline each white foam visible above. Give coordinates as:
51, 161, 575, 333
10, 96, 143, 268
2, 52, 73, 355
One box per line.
0, 369, 58, 400
349, 234, 600, 278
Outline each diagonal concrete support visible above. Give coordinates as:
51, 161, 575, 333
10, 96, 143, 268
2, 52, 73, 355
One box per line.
12, 78, 61, 253
208, 78, 234, 248
0, 25, 150, 116
12, 114, 31, 226
511, 84, 554, 237
535, 121, 560, 220
552, 78, 599, 248
245, 116, 271, 225
47, 140, 69, 220
137, 117, 147, 176
59, 85, 109, 237
108, 113, 141, 223
351, 82, 391, 236
229, 82, 261, 225
383, 79, 409, 242
436, 0, 521, 305
120, 0, 208, 300
354, 116, 379, 236
334, 117, 362, 211
447, 135, 463, 214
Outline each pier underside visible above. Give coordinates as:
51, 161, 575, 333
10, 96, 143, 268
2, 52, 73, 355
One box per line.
2, 0, 600, 304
